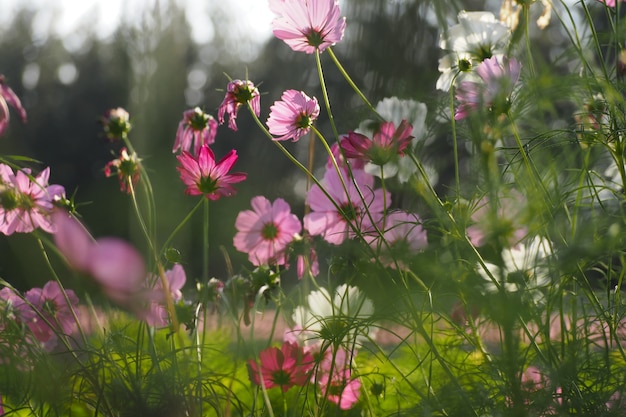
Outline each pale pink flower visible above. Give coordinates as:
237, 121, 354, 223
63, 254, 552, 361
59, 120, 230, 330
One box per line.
366, 211, 428, 269
267, 90, 319, 142
316, 348, 361, 410
176, 145, 246, 200
247, 341, 315, 392
172, 107, 218, 155
101, 107, 131, 141
466, 191, 528, 248
0, 164, 65, 235
234, 196, 302, 266
0, 75, 27, 136
218, 79, 260, 131
52, 210, 147, 310
269, 0, 346, 54
304, 167, 390, 245
104, 147, 141, 194
455, 56, 521, 120
142, 264, 186, 327
341, 120, 414, 166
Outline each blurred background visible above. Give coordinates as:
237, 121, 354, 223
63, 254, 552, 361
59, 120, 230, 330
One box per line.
0, 0, 583, 291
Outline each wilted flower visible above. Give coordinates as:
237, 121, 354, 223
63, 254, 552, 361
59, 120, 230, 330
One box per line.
0, 164, 65, 235
172, 107, 218, 155
247, 341, 314, 392
0, 75, 27, 136
267, 90, 320, 142
269, 0, 346, 54
455, 56, 521, 120
104, 147, 141, 194
304, 167, 390, 245
101, 107, 131, 141
234, 196, 302, 266
176, 145, 247, 200
341, 120, 414, 166
218, 79, 260, 131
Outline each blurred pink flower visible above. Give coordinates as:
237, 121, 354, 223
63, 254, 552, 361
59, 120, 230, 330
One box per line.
234, 196, 301, 266
455, 56, 521, 120
0, 74, 27, 136
297, 245, 319, 279
341, 120, 414, 166
0, 164, 65, 235
466, 191, 528, 248
366, 211, 428, 269
218, 79, 260, 131
304, 167, 390, 245
176, 145, 246, 200
267, 89, 319, 142
247, 341, 314, 392
142, 264, 186, 327
100, 107, 131, 141
104, 147, 141, 194
172, 107, 218, 155
597, 0, 625, 7
316, 348, 361, 410
52, 210, 147, 310
269, 0, 346, 54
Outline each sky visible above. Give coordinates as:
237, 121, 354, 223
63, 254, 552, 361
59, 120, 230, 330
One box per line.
1, 0, 274, 45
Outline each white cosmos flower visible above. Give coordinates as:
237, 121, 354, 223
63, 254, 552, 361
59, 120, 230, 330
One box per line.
292, 284, 375, 348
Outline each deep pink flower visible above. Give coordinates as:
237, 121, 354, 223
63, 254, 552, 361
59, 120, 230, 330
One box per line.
304, 167, 390, 245
455, 56, 521, 120
104, 147, 141, 194
248, 341, 314, 392
0, 164, 65, 235
0, 75, 27, 136
326, 141, 365, 171
269, 0, 346, 54
176, 145, 247, 200
341, 120, 414, 166
316, 348, 361, 410
267, 90, 320, 142
366, 211, 428, 269
234, 196, 302, 266
52, 210, 147, 310
142, 264, 186, 327
172, 107, 218, 155
218, 80, 261, 131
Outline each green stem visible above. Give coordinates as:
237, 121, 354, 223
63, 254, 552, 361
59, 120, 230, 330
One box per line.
315, 49, 340, 142
203, 198, 210, 283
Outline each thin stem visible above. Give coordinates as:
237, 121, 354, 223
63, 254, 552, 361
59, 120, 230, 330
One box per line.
315, 49, 340, 142
203, 198, 210, 283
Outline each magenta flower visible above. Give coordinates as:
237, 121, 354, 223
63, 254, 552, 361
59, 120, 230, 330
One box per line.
267, 89, 320, 142
172, 107, 218, 155
597, 0, 626, 6
218, 79, 261, 131
52, 210, 147, 309
304, 167, 390, 245
0, 75, 27, 136
142, 264, 186, 327
455, 56, 521, 120
176, 145, 247, 200
248, 341, 314, 392
366, 211, 428, 270
104, 147, 141, 194
326, 141, 365, 171
269, 0, 346, 54
234, 196, 302, 266
0, 164, 65, 235
341, 120, 414, 166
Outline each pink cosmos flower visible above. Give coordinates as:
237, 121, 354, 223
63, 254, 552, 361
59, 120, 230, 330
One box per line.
267, 90, 320, 142
234, 196, 302, 266
269, 0, 346, 54
597, 0, 625, 7
341, 120, 414, 166
366, 211, 428, 269
172, 107, 218, 155
326, 141, 365, 171
0, 164, 65, 235
52, 209, 147, 310
304, 167, 390, 245
247, 341, 315, 392
315, 348, 361, 410
0, 75, 27, 136
455, 56, 521, 120
104, 147, 141, 194
20, 281, 79, 351
218, 79, 261, 131
176, 145, 247, 200
297, 245, 319, 279
142, 264, 186, 327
